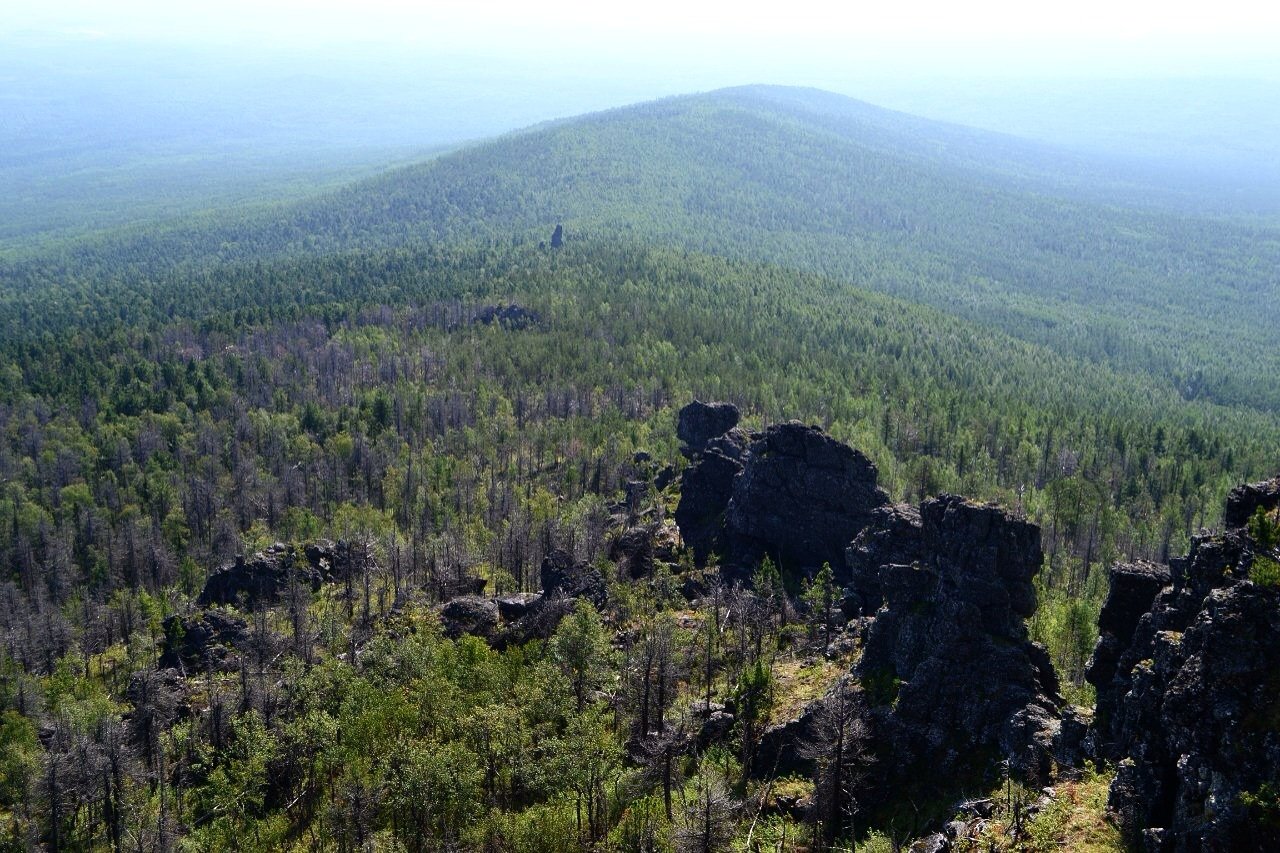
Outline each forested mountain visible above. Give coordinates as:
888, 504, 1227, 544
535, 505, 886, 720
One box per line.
1, 85, 1278, 850
6, 86, 1279, 413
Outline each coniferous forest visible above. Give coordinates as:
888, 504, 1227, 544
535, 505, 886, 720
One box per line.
1, 85, 1279, 851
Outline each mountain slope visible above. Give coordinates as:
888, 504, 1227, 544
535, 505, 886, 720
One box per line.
5, 86, 1279, 411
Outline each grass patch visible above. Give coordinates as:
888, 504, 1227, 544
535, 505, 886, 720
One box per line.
955, 764, 1124, 853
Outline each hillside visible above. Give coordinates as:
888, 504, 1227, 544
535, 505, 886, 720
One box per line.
2, 85, 1280, 850
5, 86, 1279, 414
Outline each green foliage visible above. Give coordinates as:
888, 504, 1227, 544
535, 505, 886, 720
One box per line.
1250, 507, 1280, 551
1250, 556, 1280, 588
1, 84, 1278, 851
0, 711, 38, 807
551, 600, 613, 713
1240, 783, 1280, 829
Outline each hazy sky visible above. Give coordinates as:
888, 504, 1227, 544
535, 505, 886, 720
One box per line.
6, 0, 1280, 79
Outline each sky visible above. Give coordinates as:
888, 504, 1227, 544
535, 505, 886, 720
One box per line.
5, 0, 1280, 80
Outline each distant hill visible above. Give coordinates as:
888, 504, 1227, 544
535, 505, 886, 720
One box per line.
4, 85, 1279, 412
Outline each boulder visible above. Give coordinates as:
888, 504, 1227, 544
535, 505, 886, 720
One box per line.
696, 710, 736, 750
674, 430, 749, 565
473, 303, 542, 330
495, 593, 542, 622
493, 596, 577, 651
198, 539, 370, 608
677, 400, 741, 457
724, 422, 890, 576
611, 525, 657, 578
540, 550, 607, 606
1223, 475, 1280, 529
439, 596, 500, 641
159, 610, 248, 673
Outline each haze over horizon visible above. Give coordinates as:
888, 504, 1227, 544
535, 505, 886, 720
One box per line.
4, 0, 1279, 243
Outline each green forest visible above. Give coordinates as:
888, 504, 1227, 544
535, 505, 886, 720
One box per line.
1, 85, 1278, 851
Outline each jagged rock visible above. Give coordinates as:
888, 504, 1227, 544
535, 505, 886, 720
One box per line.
755, 704, 824, 779
439, 596, 500, 641
674, 430, 749, 565
126, 667, 185, 711
724, 422, 890, 576
493, 596, 577, 651
611, 525, 657, 578
1086, 561, 1170, 743
199, 543, 321, 607
1092, 517, 1280, 851
845, 504, 925, 615
198, 539, 372, 608
677, 400, 741, 457
850, 495, 1060, 812
159, 610, 248, 673
696, 710, 736, 750
495, 593, 542, 621
1053, 705, 1092, 772
540, 550, 607, 606
654, 465, 677, 492
1223, 475, 1280, 529
909, 834, 949, 853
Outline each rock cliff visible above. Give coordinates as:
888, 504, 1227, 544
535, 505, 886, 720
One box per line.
850, 495, 1062, 812
1087, 484, 1280, 851
672, 401, 889, 575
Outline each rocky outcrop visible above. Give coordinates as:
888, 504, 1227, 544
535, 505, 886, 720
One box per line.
609, 523, 681, 579
725, 423, 890, 577
845, 504, 925, 616
198, 540, 369, 608
493, 596, 577, 651
1087, 502, 1280, 851
1223, 475, 1280, 529
439, 596, 500, 641
673, 401, 890, 575
1085, 561, 1170, 742
540, 550, 607, 606
674, 430, 749, 565
677, 400, 741, 457
159, 609, 248, 673
611, 525, 656, 578
848, 495, 1060, 810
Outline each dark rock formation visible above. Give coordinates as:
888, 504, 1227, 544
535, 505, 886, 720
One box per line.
725, 423, 890, 576
493, 596, 577, 651
540, 550, 607, 606
674, 430, 749, 565
611, 525, 657, 578
439, 596, 500, 641
1085, 560, 1170, 741
1223, 475, 1280, 529
495, 593, 542, 622
159, 610, 249, 673
1087, 503, 1280, 851
673, 404, 892, 575
846, 495, 1060, 811
198, 540, 370, 608
677, 400, 741, 457
755, 701, 826, 779
199, 543, 322, 607
845, 504, 925, 616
